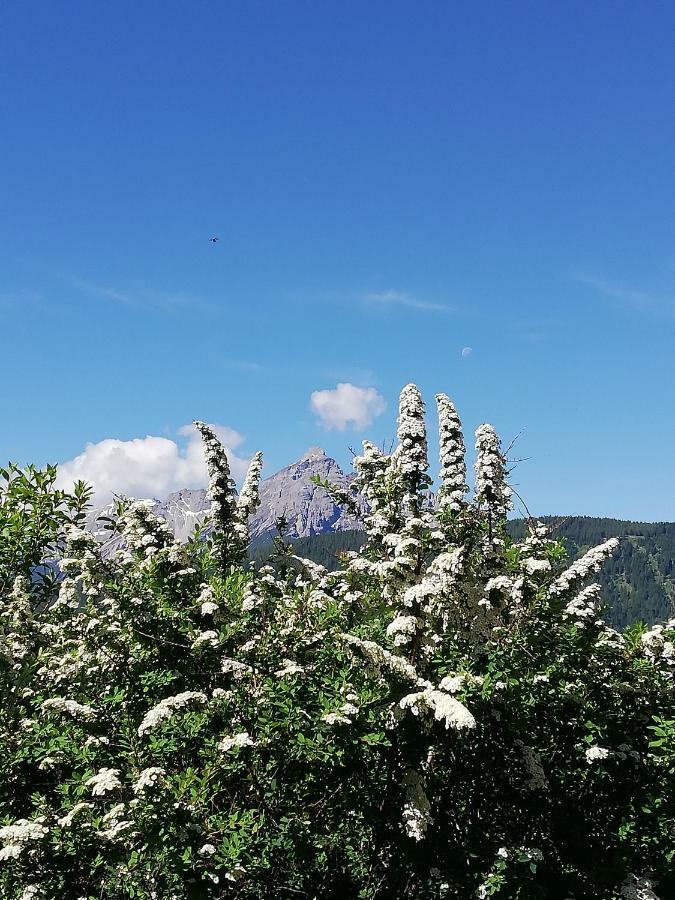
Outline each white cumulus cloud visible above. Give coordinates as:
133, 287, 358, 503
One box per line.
55, 424, 251, 504
310, 383, 386, 431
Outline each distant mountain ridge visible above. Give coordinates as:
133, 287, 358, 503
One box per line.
86, 450, 675, 628
88, 446, 366, 554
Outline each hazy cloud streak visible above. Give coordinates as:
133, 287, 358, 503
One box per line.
364, 290, 457, 313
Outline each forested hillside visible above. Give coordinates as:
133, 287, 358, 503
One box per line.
250, 517, 675, 628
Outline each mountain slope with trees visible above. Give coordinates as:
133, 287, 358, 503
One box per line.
250, 518, 675, 629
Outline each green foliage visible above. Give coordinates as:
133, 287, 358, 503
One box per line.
0, 392, 673, 899
0, 463, 91, 599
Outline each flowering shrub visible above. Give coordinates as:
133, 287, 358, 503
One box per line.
0, 385, 673, 899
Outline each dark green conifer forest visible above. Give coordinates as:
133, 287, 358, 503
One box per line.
250, 518, 675, 628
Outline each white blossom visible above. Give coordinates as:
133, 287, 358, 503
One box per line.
138, 691, 208, 737
523, 557, 551, 575
0, 819, 48, 860
342, 634, 426, 687
191, 630, 220, 650
274, 660, 304, 678
641, 620, 675, 665
21, 887, 45, 900
41, 697, 97, 721
564, 584, 602, 622
402, 768, 433, 841
193, 420, 244, 567
435, 393, 468, 511
85, 768, 122, 796
585, 745, 611, 763
133, 767, 165, 794
474, 423, 511, 525
236, 451, 264, 523
386, 615, 420, 646
399, 689, 476, 731
196, 584, 219, 617
221, 658, 253, 679
218, 731, 255, 751
57, 802, 93, 828
322, 712, 352, 726
396, 384, 431, 489
548, 539, 619, 598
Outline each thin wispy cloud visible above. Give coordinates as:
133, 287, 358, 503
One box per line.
0, 289, 47, 311
70, 276, 216, 314
511, 317, 562, 343
364, 289, 456, 314
573, 272, 675, 317
225, 360, 265, 373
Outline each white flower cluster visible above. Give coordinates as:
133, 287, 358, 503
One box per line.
640, 620, 675, 666
274, 660, 304, 678
402, 768, 433, 841
133, 767, 165, 794
41, 697, 97, 721
386, 615, 420, 647
138, 691, 208, 737
197, 584, 219, 617
342, 634, 425, 686
193, 420, 243, 566
191, 424, 261, 568
96, 803, 135, 842
522, 557, 551, 576
85, 767, 122, 796
20, 886, 45, 900
398, 689, 476, 731
438, 672, 483, 694
563, 584, 602, 625
199, 843, 217, 856
435, 393, 468, 511
474, 424, 512, 525
57, 802, 93, 828
218, 731, 255, 752
585, 745, 611, 763
548, 539, 619, 598
118, 499, 178, 561
351, 440, 397, 540
236, 450, 264, 525
396, 384, 432, 496
0, 818, 48, 860
322, 702, 359, 726
221, 658, 253, 679
191, 630, 220, 650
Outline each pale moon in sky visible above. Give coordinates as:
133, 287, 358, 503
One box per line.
461, 347, 473, 358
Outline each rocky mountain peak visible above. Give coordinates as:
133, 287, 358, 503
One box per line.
301, 446, 327, 461
88, 447, 367, 554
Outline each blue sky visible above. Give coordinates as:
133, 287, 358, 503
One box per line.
2, 1, 675, 520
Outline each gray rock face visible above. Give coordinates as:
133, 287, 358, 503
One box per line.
249, 447, 365, 545
87, 448, 366, 552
